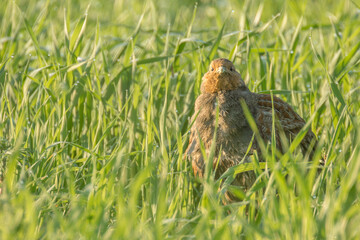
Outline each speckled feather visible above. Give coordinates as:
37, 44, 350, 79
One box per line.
185, 58, 318, 203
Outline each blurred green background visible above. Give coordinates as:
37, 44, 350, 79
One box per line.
1, 0, 360, 239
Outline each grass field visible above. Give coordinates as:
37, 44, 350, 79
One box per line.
1, 0, 360, 239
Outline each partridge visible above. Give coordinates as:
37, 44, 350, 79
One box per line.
185, 58, 318, 202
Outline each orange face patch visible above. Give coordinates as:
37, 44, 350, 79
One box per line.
201, 58, 246, 93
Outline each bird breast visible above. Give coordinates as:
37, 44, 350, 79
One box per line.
193, 89, 256, 159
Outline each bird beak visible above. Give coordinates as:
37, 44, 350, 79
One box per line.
216, 66, 227, 74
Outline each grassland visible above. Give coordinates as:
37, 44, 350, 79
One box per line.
1, 0, 360, 239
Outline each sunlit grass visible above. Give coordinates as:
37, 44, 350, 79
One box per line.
1, 0, 360, 238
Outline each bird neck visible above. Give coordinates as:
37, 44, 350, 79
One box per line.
200, 77, 245, 94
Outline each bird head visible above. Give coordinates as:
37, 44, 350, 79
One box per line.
200, 58, 246, 93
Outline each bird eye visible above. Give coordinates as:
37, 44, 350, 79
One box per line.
230, 67, 234, 71
211, 67, 214, 71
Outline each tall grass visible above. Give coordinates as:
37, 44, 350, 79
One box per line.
1, 0, 360, 238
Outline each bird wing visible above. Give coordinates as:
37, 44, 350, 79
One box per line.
254, 94, 316, 156
184, 114, 205, 177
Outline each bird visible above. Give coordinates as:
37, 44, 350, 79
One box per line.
185, 58, 318, 202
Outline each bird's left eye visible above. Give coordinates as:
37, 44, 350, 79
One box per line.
211, 67, 214, 71
230, 67, 234, 71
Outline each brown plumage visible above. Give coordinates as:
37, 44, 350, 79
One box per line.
185, 58, 318, 202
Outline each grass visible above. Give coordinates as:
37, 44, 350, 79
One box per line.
1, 0, 360, 238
